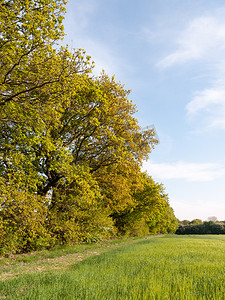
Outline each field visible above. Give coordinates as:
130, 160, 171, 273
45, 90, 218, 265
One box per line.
0, 235, 224, 299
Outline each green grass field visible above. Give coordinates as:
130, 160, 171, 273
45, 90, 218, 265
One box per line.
0, 235, 224, 299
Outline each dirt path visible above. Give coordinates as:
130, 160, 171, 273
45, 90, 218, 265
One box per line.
0, 247, 111, 281
0, 235, 163, 281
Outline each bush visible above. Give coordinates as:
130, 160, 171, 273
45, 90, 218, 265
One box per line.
0, 181, 52, 255
47, 169, 116, 244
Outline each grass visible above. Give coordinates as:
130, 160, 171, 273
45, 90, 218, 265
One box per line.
0, 235, 224, 299
0, 236, 151, 281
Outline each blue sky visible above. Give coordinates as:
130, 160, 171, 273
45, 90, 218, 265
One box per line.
62, 0, 225, 221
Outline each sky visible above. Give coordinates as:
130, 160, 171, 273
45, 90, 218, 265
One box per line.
62, 0, 225, 221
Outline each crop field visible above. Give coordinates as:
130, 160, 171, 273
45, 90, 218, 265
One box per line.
0, 235, 224, 299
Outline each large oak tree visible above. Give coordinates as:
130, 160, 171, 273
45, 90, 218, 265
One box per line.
0, 0, 177, 253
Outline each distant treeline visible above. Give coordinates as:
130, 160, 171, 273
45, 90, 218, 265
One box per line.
176, 220, 225, 235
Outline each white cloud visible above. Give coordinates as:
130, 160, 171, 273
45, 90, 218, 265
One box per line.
186, 84, 225, 129
158, 16, 225, 68
187, 86, 225, 115
156, 14, 225, 129
142, 160, 225, 182
210, 118, 225, 129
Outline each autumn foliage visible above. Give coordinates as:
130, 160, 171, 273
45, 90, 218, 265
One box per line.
0, 0, 177, 254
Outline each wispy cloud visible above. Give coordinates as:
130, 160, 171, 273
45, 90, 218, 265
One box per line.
187, 86, 225, 115
186, 84, 225, 129
142, 160, 225, 182
156, 14, 225, 129
158, 16, 225, 68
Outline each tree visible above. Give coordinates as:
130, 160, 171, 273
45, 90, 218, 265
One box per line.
0, 48, 94, 193
46, 165, 115, 244
190, 219, 203, 225
113, 172, 178, 236
180, 220, 190, 225
1, 48, 158, 247
0, 0, 67, 106
0, 177, 51, 254
208, 216, 218, 222
0, 0, 177, 253
1, 66, 157, 195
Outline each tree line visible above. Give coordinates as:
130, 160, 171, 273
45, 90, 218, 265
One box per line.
176, 219, 225, 235
0, 0, 178, 254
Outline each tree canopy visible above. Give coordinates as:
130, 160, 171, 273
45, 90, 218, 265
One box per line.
0, 0, 67, 106
0, 0, 178, 254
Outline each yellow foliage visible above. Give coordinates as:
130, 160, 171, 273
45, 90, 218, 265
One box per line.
0, 178, 52, 254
